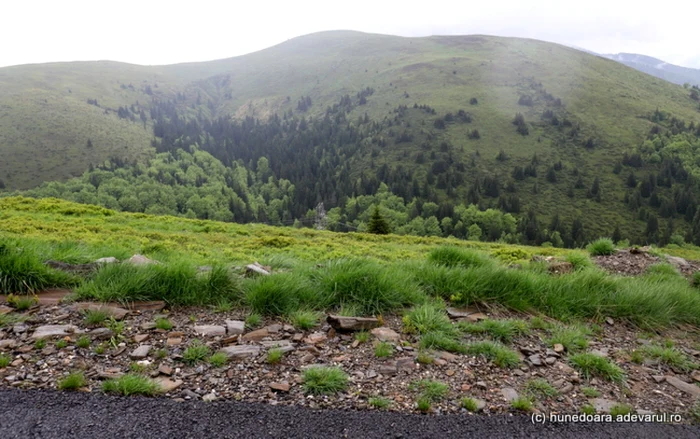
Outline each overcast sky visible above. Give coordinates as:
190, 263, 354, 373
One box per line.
2, 0, 699, 69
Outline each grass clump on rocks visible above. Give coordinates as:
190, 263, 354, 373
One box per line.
302, 366, 348, 395
289, 310, 321, 330
182, 340, 210, 365
569, 353, 626, 383
587, 238, 615, 256
547, 324, 591, 352
459, 318, 529, 344
466, 341, 520, 368
102, 374, 161, 396
57, 372, 87, 390
0, 242, 76, 294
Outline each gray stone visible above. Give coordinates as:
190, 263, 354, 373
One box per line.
378, 363, 398, 375
154, 377, 183, 393
326, 315, 381, 331
560, 383, 574, 394
470, 398, 487, 412
370, 327, 400, 343
95, 257, 119, 264
652, 375, 665, 383
73, 303, 129, 320
245, 263, 270, 276
89, 327, 114, 340
553, 343, 565, 353
220, 345, 261, 359
0, 339, 17, 350
665, 376, 700, 398
396, 357, 417, 372
31, 325, 78, 340
129, 345, 152, 359
501, 387, 519, 402
270, 381, 290, 392
529, 354, 542, 366
194, 325, 226, 337
260, 340, 295, 353
591, 398, 617, 414
665, 255, 689, 268
545, 357, 557, 365
127, 254, 158, 265
202, 393, 217, 402
13, 324, 29, 334
476, 381, 488, 389
225, 320, 245, 335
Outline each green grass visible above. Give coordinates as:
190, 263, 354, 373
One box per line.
57, 372, 87, 390
419, 331, 467, 354
466, 341, 520, 368
244, 272, 316, 316
636, 345, 697, 372
302, 366, 349, 395
76, 336, 91, 349
581, 387, 601, 398
587, 238, 615, 256
155, 348, 167, 359
76, 262, 240, 306
511, 397, 534, 412
368, 396, 392, 409
154, 317, 173, 331
645, 263, 679, 279
610, 403, 633, 417
182, 340, 210, 365
267, 348, 284, 364
569, 353, 626, 383
564, 252, 594, 271
0, 242, 76, 294
245, 313, 262, 329
416, 397, 432, 412
7, 294, 38, 311
213, 299, 233, 313
581, 404, 596, 415
289, 310, 321, 330
410, 379, 449, 402
524, 378, 558, 399
355, 331, 370, 343
129, 362, 149, 374
374, 342, 394, 358
459, 318, 529, 344
94, 344, 106, 355
0, 313, 24, 329
208, 352, 228, 367
55, 339, 67, 349
691, 401, 700, 424
403, 302, 455, 335
102, 374, 161, 396
34, 339, 47, 350
547, 325, 591, 352
0, 353, 11, 368
83, 309, 109, 326
427, 246, 494, 269
461, 397, 479, 411
417, 351, 434, 364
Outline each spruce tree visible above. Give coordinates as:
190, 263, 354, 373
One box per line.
367, 205, 391, 235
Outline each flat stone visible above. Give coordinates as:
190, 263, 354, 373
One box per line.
370, 327, 400, 343
133, 334, 150, 343
267, 324, 282, 334
245, 263, 270, 276
553, 361, 575, 374
691, 370, 700, 383
127, 254, 158, 265
501, 387, 519, 402
202, 393, 217, 402
270, 381, 290, 392
605, 317, 615, 326
591, 398, 617, 414
0, 339, 17, 350
155, 378, 183, 393
225, 320, 245, 335
545, 357, 557, 365
560, 383, 574, 394
13, 324, 29, 334
665, 376, 700, 398
260, 340, 295, 353
652, 375, 665, 384
166, 337, 182, 346
221, 335, 239, 345
396, 357, 417, 372
378, 363, 398, 375
73, 303, 129, 320
326, 315, 381, 331
220, 345, 261, 359
465, 312, 488, 322
303, 332, 327, 345
300, 353, 315, 363
95, 257, 119, 264
194, 325, 226, 337
129, 345, 151, 359
0, 305, 14, 315
553, 344, 565, 353
590, 349, 608, 357
241, 328, 269, 342
437, 351, 458, 362
158, 365, 173, 376
476, 381, 488, 389
31, 325, 78, 340
529, 354, 542, 366
446, 307, 480, 319
471, 398, 487, 412
666, 255, 689, 268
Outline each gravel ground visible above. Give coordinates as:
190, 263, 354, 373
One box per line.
0, 389, 697, 439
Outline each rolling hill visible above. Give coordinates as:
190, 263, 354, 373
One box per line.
602, 53, 700, 87
2, 31, 700, 246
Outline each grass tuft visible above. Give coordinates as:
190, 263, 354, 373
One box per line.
208, 352, 228, 367
581, 387, 601, 398
587, 238, 615, 256
637, 345, 697, 372
569, 353, 626, 383
419, 331, 467, 353
459, 318, 529, 344
368, 396, 392, 409
6, 294, 38, 311
102, 374, 161, 396
267, 348, 284, 364
0, 353, 11, 368
547, 325, 591, 352
374, 341, 394, 358
354, 331, 370, 343
83, 309, 109, 326
410, 379, 449, 403
511, 396, 534, 411
524, 378, 558, 399
76, 336, 91, 349
57, 372, 87, 390
428, 246, 493, 269
302, 366, 348, 395
610, 403, 633, 417
461, 397, 479, 411
244, 272, 316, 316
182, 340, 210, 365
417, 351, 434, 364
289, 310, 321, 330
245, 312, 262, 328
403, 302, 455, 335
0, 243, 77, 294
466, 341, 520, 368
154, 317, 173, 330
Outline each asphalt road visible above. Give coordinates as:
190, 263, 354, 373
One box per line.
0, 389, 697, 439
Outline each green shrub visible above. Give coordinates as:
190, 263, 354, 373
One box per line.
76, 262, 239, 306
368, 396, 392, 409
547, 325, 591, 352
58, 372, 87, 390
524, 378, 558, 399
302, 366, 348, 395
511, 396, 534, 411
565, 252, 593, 271
570, 353, 625, 383
587, 238, 615, 256
466, 341, 520, 368
267, 348, 284, 364
0, 243, 77, 294
154, 317, 173, 330
102, 374, 160, 396
374, 342, 393, 358
244, 272, 316, 316
403, 302, 455, 335
428, 247, 493, 269
461, 397, 479, 411
0, 353, 11, 368
183, 340, 210, 365
290, 310, 321, 330
610, 403, 633, 417
419, 331, 467, 353
459, 318, 529, 344
208, 352, 228, 367
581, 387, 601, 398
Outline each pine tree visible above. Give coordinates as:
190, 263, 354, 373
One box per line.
612, 225, 622, 244
367, 205, 391, 235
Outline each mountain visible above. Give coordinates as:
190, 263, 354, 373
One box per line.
2, 31, 700, 246
602, 52, 700, 86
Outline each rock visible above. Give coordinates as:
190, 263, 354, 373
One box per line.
370, 327, 400, 343
446, 307, 480, 319
433, 358, 447, 366
465, 313, 487, 322
181, 389, 200, 400
31, 325, 78, 340
605, 317, 615, 326
0, 305, 14, 315
89, 328, 114, 340
446, 369, 456, 377
158, 365, 173, 376
133, 334, 150, 343
13, 324, 29, 334
378, 363, 398, 375
470, 398, 487, 412
437, 351, 458, 362
545, 357, 557, 365
98, 369, 124, 380
300, 353, 315, 363
129, 345, 151, 359
665, 376, 700, 398
270, 381, 290, 392
267, 324, 283, 333
519, 346, 537, 355
501, 387, 519, 402
221, 335, 239, 345
591, 398, 618, 414
590, 349, 608, 357
241, 328, 269, 342
127, 254, 158, 265
0, 339, 17, 350
691, 371, 700, 383
225, 320, 245, 335
396, 357, 417, 372
529, 354, 542, 366
245, 262, 270, 276
326, 315, 381, 331
95, 257, 119, 264
260, 340, 295, 353
513, 370, 525, 377
553, 344, 565, 353
665, 255, 689, 268
560, 383, 574, 394
545, 349, 560, 358
166, 337, 182, 346
202, 393, 217, 402
303, 332, 328, 345
194, 325, 226, 337
154, 378, 183, 393
652, 375, 665, 383
476, 381, 488, 389
553, 361, 575, 374
220, 345, 261, 359
73, 303, 129, 320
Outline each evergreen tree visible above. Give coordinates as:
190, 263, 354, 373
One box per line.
612, 224, 622, 244
367, 205, 391, 235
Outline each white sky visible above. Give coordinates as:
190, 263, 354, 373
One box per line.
2, 0, 699, 68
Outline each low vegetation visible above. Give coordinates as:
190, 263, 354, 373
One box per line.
208, 352, 228, 368
368, 396, 392, 409
547, 325, 591, 352
634, 345, 697, 372
374, 342, 393, 358
461, 397, 479, 412
466, 341, 521, 368
569, 353, 626, 383
266, 348, 284, 364
302, 366, 348, 395
102, 374, 161, 396
459, 318, 529, 344
154, 317, 173, 331
0, 242, 76, 294
587, 238, 615, 256
289, 310, 321, 330
524, 378, 558, 399
0, 353, 11, 368
182, 340, 210, 365
511, 396, 534, 412
57, 372, 87, 390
